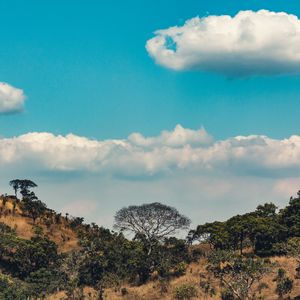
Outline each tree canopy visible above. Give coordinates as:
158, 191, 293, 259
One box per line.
114, 202, 190, 254
9, 179, 37, 198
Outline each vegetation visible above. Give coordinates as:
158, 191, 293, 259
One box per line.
275, 268, 293, 299
114, 202, 191, 255
174, 283, 197, 299
2, 180, 300, 298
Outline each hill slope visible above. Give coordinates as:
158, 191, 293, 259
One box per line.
1, 194, 300, 299
0, 196, 78, 252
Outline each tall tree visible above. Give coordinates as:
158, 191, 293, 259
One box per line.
9, 179, 21, 198
114, 202, 190, 254
9, 179, 37, 199
280, 191, 300, 237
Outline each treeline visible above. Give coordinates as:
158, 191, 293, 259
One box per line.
188, 194, 300, 257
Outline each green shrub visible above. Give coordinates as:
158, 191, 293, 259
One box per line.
174, 283, 197, 300
173, 262, 187, 277
275, 268, 293, 298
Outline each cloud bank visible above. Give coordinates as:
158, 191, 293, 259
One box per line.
1, 125, 300, 178
146, 10, 300, 77
0, 82, 26, 114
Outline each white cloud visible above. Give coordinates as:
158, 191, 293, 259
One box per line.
1, 125, 300, 178
0, 82, 26, 114
128, 124, 213, 148
1, 125, 300, 227
146, 10, 300, 77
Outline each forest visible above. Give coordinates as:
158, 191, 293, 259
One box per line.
1, 180, 300, 299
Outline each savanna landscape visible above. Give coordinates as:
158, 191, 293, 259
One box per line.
2, 1, 300, 299
1, 180, 300, 299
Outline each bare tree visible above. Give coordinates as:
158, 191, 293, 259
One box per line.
114, 202, 190, 254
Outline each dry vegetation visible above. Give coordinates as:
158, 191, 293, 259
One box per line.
0, 196, 78, 252
47, 256, 300, 299
2, 195, 300, 299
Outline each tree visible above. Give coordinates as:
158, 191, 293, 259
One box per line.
188, 221, 229, 250
61, 251, 85, 300
9, 179, 21, 197
207, 250, 272, 300
21, 197, 47, 223
226, 215, 253, 255
114, 202, 190, 254
280, 191, 300, 237
13, 236, 60, 279
9, 179, 37, 199
255, 203, 277, 218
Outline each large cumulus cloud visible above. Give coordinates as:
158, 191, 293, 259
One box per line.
1, 125, 300, 178
146, 10, 300, 77
0, 82, 26, 114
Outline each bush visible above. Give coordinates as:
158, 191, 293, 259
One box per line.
174, 283, 197, 300
275, 268, 293, 298
199, 278, 216, 297
173, 262, 187, 277
221, 289, 235, 300
190, 247, 205, 261
121, 287, 128, 296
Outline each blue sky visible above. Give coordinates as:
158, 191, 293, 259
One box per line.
0, 0, 300, 139
2, 1, 300, 228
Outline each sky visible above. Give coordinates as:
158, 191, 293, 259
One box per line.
1, 0, 300, 230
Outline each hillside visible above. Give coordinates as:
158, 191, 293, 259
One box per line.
101, 256, 300, 300
2, 183, 300, 299
0, 196, 79, 252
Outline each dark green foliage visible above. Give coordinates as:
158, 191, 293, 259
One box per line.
70, 216, 84, 229
9, 179, 37, 199
26, 268, 63, 297
220, 289, 235, 300
190, 200, 289, 256
21, 193, 47, 223
12, 236, 61, 279
0, 273, 32, 300
76, 222, 191, 287
275, 268, 293, 299
189, 221, 229, 250
280, 192, 300, 237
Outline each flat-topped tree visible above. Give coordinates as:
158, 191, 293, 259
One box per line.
9, 179, 37, 199
114, 202, 191, 254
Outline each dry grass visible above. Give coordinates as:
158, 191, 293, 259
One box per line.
101, 257, 300, 300
2, 197, 300, 299
46, 256, 300, 299
0, 197, 79, 252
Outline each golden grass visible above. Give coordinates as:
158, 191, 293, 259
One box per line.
0, 197, 79, 252
46, 256, 300, 299
101, 257, 300, 300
